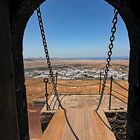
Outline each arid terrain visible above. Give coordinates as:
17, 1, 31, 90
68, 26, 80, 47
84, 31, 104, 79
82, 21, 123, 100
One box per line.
24, 59, 129, 69
24, 59, 128, 103
25, 59, 129, 140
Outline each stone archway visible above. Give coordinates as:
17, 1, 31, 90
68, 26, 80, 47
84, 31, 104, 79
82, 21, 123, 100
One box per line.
105, 1, 140, 139
10, 0, 45, 139
9, 0, 140, 139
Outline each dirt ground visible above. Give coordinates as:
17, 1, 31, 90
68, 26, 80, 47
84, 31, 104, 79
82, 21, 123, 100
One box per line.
24, 59, 128, 103
24, 59, 129, 70
25, 78, 128, 104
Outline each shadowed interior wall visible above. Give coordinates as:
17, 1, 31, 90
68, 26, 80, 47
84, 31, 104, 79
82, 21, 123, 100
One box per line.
9, 0, 44, 139
1, 0, 139, 140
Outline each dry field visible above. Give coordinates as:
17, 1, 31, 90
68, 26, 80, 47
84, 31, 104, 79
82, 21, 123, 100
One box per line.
25, 78, 128, 104
25, 59, 129, 104
24, 59, 129, 69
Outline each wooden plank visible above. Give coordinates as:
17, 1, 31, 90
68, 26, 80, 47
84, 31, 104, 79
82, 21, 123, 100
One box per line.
112, 92, 128, 104
41, 108, 116, 140
93, 110, 116, 140
62, 108, 115, 140
41, 109, 66, 140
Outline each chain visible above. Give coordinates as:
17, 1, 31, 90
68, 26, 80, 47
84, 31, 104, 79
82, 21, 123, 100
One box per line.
36, 7, 64, 109
112, 79, 128, 91
57, 83, 98, 87
36, 7, 79, 140
36, 6, 118, 136
96, 9, 119, 111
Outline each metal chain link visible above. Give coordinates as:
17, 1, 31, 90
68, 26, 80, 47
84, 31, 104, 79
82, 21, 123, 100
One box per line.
36, 7, 79, 140
96, 9, 119, 111
57, 82, 98, 87
112, 79, 128, 91
36, 7, 64, 109
36, 6, 118, 135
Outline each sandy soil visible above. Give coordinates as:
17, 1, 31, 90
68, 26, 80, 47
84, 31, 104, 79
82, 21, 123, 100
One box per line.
25, 78, 128, 104
24, 59, 129, 69
24, 59, 128, 104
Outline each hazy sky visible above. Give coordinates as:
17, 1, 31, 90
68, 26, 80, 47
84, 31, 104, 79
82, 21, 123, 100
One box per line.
23, 0, 130, 58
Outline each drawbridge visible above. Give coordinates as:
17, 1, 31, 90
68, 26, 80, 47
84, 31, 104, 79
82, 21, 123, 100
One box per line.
35, 6, 128, 140
41, 108, 115, 140
39, 77, 127, 140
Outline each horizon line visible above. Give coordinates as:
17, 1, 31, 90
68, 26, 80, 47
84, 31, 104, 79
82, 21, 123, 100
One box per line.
24, 56, 129, 60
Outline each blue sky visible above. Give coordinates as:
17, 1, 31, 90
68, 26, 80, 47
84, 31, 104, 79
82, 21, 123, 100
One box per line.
23, 0, 129, 58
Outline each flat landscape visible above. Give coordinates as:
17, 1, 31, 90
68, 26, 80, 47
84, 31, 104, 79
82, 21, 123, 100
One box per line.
24, 59, 129, 104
